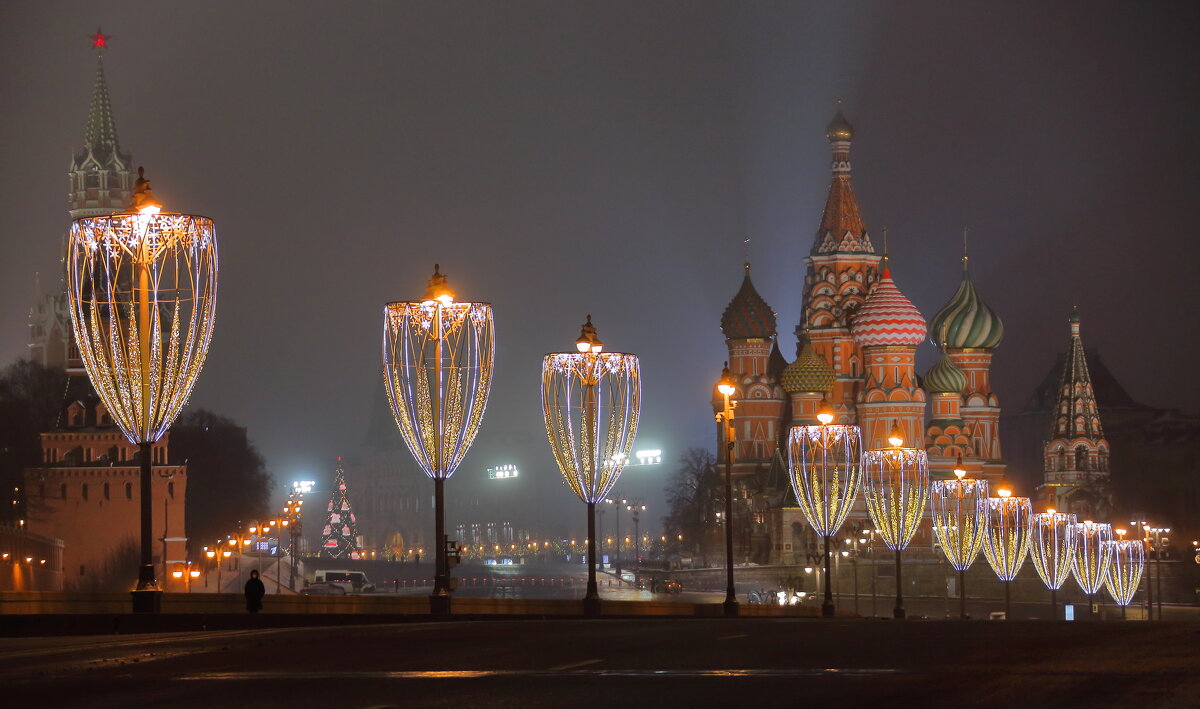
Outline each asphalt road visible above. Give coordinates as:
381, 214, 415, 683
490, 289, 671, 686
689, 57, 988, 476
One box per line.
3, 618, 1197, 709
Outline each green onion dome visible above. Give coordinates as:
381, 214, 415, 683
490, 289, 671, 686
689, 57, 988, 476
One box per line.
929, 265, 1004, 350
781, 339, 836, 394
923, 349, 968, 394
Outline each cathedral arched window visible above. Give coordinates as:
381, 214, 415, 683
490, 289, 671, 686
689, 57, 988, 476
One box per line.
103, 482, 110, 500
1075, 446, 1088, 471
81, 483, 89, 501
125, 482, 133, 500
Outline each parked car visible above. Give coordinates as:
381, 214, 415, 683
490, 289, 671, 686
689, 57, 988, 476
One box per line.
656, 580, 683, 595
300, 582, 347, 596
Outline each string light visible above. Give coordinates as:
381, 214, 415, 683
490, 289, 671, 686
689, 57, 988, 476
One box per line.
1030, 510, 1078, 615
930, 466, 988, 619
1072, 520, 1114, 613
863, 445, 928, 619
1103, 539, 1146, 613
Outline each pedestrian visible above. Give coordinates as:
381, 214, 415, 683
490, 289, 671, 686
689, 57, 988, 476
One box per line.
244, 569, 265, 613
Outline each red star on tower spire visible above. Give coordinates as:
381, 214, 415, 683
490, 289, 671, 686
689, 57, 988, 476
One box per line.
89, 29, 110, 50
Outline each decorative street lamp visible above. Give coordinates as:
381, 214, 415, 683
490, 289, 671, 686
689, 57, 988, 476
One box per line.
625, 499, 647, 574
541, 315, 640, 616
66, 168, 218, 613
1029, 508, 1078, 620
981, 485, 1032, 620
1072, 520, 1114, 620
1104, 528, 1146, 620
383, 265, 495, 615
930, 456, 988, 620
788, 399, 863, 618
715, 363, 739, 617
1144, 525, 1170, 621
863, 422, 929, 620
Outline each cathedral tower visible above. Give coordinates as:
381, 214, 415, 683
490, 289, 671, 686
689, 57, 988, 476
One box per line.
718, 263, 786, 475
928, 251, 1006, 479
849, 263, 928, 449
1038, 310, 1112, 519
798, 107, 883, 421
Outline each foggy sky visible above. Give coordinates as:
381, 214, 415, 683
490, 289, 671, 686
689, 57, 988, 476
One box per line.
2, 2, 1197, 536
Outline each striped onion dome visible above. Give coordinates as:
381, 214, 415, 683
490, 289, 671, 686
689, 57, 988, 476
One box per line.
781, 339, 836, 394
929, 263, 1004, 349
849, 267, 927, 347
720, 263, 777, 340
923, 349, 968, 394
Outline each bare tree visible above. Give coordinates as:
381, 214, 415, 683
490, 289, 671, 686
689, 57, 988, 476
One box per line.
662, 447, 719, 563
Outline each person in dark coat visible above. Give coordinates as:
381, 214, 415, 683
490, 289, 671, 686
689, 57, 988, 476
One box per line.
244, 569, 266, 613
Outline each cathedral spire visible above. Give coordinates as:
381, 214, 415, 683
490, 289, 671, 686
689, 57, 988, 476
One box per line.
813, 102, 873, 255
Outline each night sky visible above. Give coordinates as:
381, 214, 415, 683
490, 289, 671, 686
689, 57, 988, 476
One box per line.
2, 2, 1197, 534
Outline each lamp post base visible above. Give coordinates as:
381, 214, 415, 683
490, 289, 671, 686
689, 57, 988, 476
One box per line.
723, 598, 739, 617
821, 602, 834, 618
131, 589, 162, 614
893, 606, 905, 620
429, 593, 451, 616
583, 595, 601, 617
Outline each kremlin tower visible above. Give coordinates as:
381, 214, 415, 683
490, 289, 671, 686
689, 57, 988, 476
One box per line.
1037, 310, 1112, 519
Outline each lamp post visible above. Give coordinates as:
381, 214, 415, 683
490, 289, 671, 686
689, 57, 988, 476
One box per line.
981, 485, 1032, 620
1072, 520, 1114, 620
863, 422, 929, 620
1145, 526, 1169, 620
1030, 508, 1077, 620
1104, 529, 1146, 620
541, 315, 640, 617
931, 455, 988, 620
626, 500, 646, 575
1130, 518, 1151, 618
715, 363, 739, 616
788, 399, 863, 618
383, 265, 495, 616
66, 169, 219, 612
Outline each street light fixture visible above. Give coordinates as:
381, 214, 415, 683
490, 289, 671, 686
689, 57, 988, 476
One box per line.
383, 265, 495, 615
863, 422, 929, 619
1104, 529, 1146, 620
788, 398, 863, 618
1072, 520, 1114, 620
715, 363, 738, 617
981, 485, 1033, 620
541, 315, 640, 617
1029, 508, 1078, 620
931, 455, 988, 620
66, 169, 219, 613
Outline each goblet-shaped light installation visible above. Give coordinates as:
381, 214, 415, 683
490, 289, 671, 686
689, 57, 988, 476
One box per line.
1072, 520, 1114, 619
981, 486, 1033, 620
67, 168, 218, 613
1104, 529, 1145, 620
788, 400, 862, 618
383, 265, 494, 615
931, 457, 988, 620
1029, 509, 1078, 619
863, 422, 928, 620
542, 315, 640, 616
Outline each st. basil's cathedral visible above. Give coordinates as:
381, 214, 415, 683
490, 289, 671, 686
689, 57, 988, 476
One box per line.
713, 108, 1112, 566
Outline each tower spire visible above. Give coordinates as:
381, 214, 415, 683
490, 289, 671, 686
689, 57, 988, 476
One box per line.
84, 38, 120, 157
813, 103, 872, 255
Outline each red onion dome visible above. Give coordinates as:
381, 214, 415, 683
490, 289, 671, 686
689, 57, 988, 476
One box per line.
850, 267, 927, 347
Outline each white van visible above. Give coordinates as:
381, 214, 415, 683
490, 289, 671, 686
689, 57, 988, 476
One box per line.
314, 569, 375, 593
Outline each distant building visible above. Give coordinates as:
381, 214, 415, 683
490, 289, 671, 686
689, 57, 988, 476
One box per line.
710, 107, 1008, 565
21, 40, 187, 592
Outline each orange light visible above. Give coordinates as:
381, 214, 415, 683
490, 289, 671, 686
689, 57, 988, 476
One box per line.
887, 420, 904, 447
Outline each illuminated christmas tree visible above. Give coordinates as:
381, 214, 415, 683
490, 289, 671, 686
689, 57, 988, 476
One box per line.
320, 458, 361, 559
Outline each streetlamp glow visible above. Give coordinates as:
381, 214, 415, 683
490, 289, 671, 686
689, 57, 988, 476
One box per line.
931, 456, 988, 620
66, 168, 218, 613
715, 362, 739, 616
788, 416, 863, 618
981, 485, 1033, 619
383, 265, 495, 615
541, 315, 640, 616
1030, 510, 1078, 619
862, 445, 928, 619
